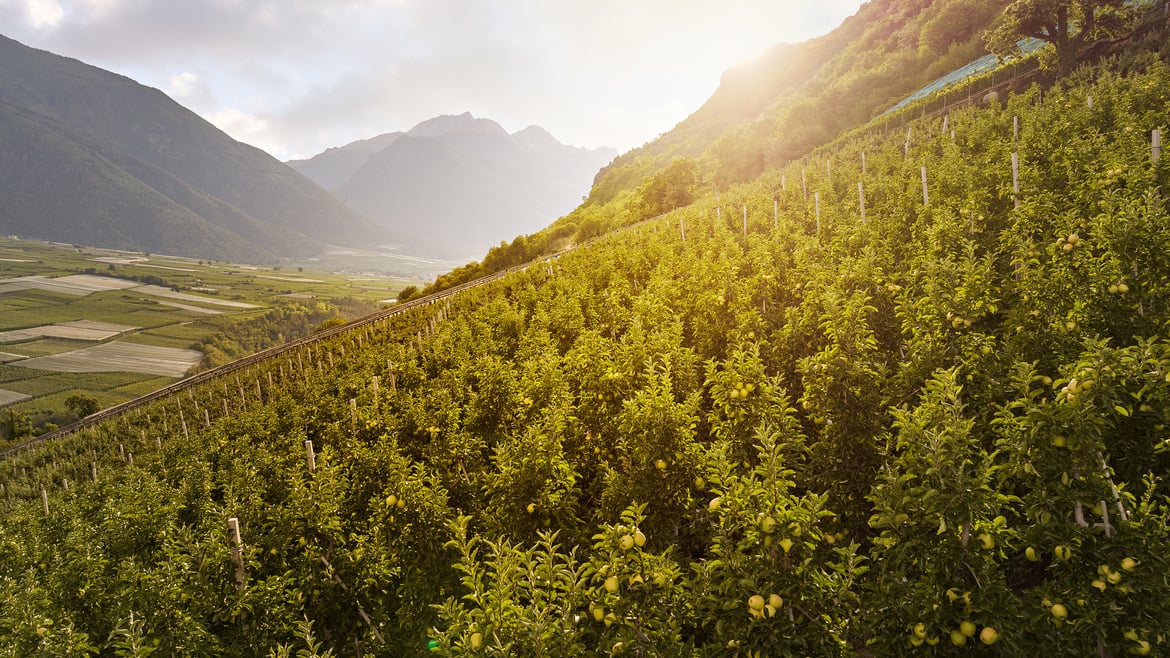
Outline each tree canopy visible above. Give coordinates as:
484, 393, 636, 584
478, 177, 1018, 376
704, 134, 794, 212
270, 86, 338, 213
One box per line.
985, 0, 1127, 73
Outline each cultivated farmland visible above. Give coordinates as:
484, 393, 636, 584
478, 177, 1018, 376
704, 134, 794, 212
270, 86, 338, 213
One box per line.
12, 341, 204, 377
0, 237, 416, 431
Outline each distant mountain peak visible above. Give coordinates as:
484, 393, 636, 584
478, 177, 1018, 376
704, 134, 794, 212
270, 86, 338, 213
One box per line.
512, 125, 562, 151
407, 112, 507, 138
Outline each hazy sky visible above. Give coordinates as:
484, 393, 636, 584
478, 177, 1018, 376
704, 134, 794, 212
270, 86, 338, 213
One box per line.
1, 0, 867, 161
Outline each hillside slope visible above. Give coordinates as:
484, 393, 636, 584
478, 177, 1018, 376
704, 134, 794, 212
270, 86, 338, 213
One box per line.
0, 35, 380, 261
0, 100, 275, 261
588, 0, 1009, 201
414, 0, 1015, 294
2, 42, 1169, 655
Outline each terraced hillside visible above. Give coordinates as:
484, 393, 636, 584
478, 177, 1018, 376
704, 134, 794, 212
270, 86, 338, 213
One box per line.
2, 50, 1170, 658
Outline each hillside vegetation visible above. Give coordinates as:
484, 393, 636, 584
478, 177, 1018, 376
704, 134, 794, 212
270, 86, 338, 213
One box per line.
414, 0, 1018, 294
2, 42, 1169, 655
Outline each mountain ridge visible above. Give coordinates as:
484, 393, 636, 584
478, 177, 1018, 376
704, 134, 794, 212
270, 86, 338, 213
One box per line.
291, 112, 616, 259
0, 34, 379, 262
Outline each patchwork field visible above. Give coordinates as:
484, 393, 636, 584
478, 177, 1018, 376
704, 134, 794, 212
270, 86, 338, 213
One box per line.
0, 389, 31, 407
12, 341, 203, 377
0, 237, 417, 426
0, 320, 138, 343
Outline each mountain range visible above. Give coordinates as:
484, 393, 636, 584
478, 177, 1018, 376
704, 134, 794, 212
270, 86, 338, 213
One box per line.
0, 34, 379, 263
289, 113, 616, 260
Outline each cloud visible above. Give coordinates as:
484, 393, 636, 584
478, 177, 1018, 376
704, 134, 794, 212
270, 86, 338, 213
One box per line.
0, 0, 868, 160
16, 0, 65, 28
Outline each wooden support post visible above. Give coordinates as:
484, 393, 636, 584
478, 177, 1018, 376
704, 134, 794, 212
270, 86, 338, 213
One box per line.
679, 218, 686, 241
1012, 152, 1020, 207
814, 192, 821, 233
826, 158, 832, 183
781, 174, 786, 193
42, 488, 49, 515
156, 436, 161, 450
801, 168, 808, 200
350, 398, 357, 434
942, 114, 949, 134
62, 479, 68, 492
1087, 95, 1093, 109
119, 444, 125, 461
204, 409, 211, 427
255, 378, 262, 400
305, 440, 316, 472
1013, 116, 1019, 144
371, 376, 380, 413
279, 364, 284, 379
742, 205, 748, 236
921, 167, 929, 207
180, 409, 189, 441
1153, 128, 1162, 165
904, 127, 912, 157
223, 399, 229, 416
773, 198, 778, 230
861, 151, 866, 176
859, 182, 866, 224
228, 517, 245, 592
128, 452, 133, 466
91, 462, 97, 482
267, 371, 273, 388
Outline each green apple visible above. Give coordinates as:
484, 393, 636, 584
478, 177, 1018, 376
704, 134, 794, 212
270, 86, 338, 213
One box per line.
980, 627, 999, 645
748, 594, 765, 612
951, 629, 968, 646
960, 620, 977, 637
1051, 603, 1068, 620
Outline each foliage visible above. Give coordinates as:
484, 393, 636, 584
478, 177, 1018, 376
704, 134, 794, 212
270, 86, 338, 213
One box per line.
985, 0, 1130, 73
3, 43, 1170, 657
63, 395, 101, 419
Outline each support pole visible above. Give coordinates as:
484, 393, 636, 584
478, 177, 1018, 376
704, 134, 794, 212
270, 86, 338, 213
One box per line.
228, 518, 245, 592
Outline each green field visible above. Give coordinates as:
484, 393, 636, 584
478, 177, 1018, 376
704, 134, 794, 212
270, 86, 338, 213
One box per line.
0, 237, 417, 428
